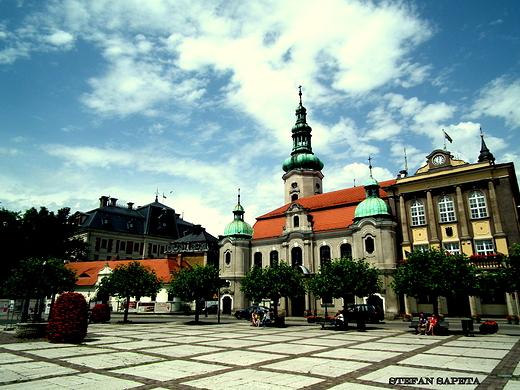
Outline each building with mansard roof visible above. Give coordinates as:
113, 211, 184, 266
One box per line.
74, 195, 218, 265
219, 90, 520, 319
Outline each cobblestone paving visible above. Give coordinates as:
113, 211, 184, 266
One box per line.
1, 320, 519, 390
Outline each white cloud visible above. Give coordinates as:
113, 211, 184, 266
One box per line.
45, 30, 74, 46
470, 76, 520, 129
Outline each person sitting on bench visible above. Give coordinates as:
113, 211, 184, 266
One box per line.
332, 310, 344, 328
426, 314, 438, 336
417, 312, 428, 334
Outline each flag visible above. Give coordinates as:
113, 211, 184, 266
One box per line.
443, 130, 453, 143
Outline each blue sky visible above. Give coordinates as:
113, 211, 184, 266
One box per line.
1, 0, 519, 237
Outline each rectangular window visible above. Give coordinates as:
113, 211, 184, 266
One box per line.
413, 245, 429, 252
475, 240, 494, 255
444, 242, 460, 255
101, 239, 107, 249
120, 241, 126, 251
134, 242, 140, 252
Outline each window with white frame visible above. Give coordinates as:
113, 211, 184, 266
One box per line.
438, 195, 456, 222
469, 190, 488, 219
410, 200, 426, 226
444, 242, 460, 255
475, 240, 494, 255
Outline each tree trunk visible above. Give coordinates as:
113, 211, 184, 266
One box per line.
273, 297, 279, 323
21, 299, 30, 323
123, 297, 130, 322
194, 299, 201, 323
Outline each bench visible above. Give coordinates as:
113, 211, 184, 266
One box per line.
317, 319, 346, 330
409, 320, 449, 335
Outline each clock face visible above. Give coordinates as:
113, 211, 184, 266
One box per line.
432, 154, 446, 165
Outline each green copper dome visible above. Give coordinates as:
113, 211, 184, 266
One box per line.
223, 193, 253, 240
282, 153, 324, 172
354, 197, 392, 219
354, 172, 392, 220
282, 87, 325, 173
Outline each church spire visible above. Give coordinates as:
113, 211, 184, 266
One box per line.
282, 86, 324, 172
478, 127, 495, 164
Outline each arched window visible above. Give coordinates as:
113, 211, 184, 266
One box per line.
293, 215, 299, 228
438, 195, 456, 222
340, 243, 352, 259
410, 200, 425, 226
291, 246, 302, 267
270, 250, 279, 266
469, 190, 488, 219
254, 252, 262, 268
365, 236, 374, 254
320, 245, 330, 267
225, 252, 231, 265
291, 194, 298, 201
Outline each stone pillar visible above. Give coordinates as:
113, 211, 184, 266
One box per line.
426, 190, 440, 245
468, 296, 477, 315
399, 195, 411, 247
455, 185, 470, 239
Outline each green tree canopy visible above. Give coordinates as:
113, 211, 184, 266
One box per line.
240, 261, 305, 320
168, 264, 223, 323
97, 261, 162, 322
307, 257, 382, 303
0, 206, 87, 284
390, 248, 477, 316
2, 257, 78, 322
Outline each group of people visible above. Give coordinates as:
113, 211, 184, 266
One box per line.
417, 312, 439, 335
250, 309, 273, 327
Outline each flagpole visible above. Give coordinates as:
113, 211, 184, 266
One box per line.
442, 129, 446, 150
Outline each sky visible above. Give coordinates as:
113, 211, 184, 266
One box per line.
1, 0, 519, 237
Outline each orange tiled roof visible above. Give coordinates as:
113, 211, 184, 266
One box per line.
68, 259, 187, 286
252, 179, 396, 240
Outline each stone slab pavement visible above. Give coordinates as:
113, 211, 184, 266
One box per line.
1, 318, 519, 390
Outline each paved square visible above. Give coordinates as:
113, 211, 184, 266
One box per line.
62, 351, 164, 369
399, 354, 501, 373
145, 344, 223, 357
193, 350, 288, 365
262, 356, 370, 377
0, 372, 144, 390
0, 353, 32, 364
254, 342, 327, 355
314, 347, 402, 362
111, 359, 228, 381
22, 346, 115, 359
181, 368, 324, 389
0, 361, 78, 383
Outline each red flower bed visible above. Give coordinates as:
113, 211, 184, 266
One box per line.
91, 304, 111, 323
47, 292, 89, 343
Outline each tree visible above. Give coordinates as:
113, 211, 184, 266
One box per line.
168, 264, 223, 323
390, 248, 476, 316
0, 206, 87, 285
97, 261, 162, 323
2, 257, 78, 322
240, 261, 306, 322
307, 257, 382, 314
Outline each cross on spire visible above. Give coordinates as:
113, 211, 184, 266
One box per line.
237, 188, 241, 205
298, 85, 303, 106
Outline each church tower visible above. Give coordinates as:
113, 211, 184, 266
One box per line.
282, 87, 324, 204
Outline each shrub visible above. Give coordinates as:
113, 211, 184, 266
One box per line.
47, 292, 89, 343
91, 303, 111, 323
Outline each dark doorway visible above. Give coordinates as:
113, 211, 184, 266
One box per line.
291, 296, 305, 317
222, 296, 232, 315
446, 294, 471, 317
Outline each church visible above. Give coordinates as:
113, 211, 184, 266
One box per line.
219, 89, 520, 319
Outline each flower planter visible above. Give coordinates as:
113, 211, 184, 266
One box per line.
307, 317, 316, 323
507, 318, 519, 325
15, 323, 48, 338
402, 317, 411, 322
479, 321, 498, 334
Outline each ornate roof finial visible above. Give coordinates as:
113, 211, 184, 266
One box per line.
478, 126, 495, 164
237, 188, 241, 205
368, 157, 373, 173
298, 85, 303, 106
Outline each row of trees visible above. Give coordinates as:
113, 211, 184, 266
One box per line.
392, 245, 520, 316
